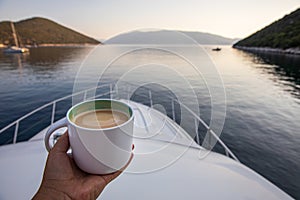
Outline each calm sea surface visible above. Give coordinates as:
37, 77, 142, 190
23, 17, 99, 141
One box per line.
0, 45, 299, 198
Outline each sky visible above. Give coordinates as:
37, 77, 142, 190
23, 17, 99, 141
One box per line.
0, 0, 299, 40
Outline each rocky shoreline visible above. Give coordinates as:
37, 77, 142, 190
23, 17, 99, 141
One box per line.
233, 46, 300, 55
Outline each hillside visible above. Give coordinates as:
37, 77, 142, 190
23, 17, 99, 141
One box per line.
233, 8, 300, 50
105, 30, 236, 45
0, 17, 100, 46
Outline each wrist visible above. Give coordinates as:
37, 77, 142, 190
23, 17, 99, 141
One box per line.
33, 184, 70, 200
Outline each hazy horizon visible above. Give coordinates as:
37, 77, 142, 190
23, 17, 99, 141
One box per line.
0, 0, 299, 40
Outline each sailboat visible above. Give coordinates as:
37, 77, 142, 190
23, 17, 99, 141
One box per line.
3, 22, 29, 54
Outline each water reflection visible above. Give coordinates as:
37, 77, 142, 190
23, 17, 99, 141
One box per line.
0, 47, 94, 131
0, 51, 28, 69
28, 47, 93, 67
0, 47, 94, 71
238, 50, 300, 99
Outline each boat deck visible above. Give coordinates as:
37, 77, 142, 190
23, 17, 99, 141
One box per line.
0, 101, 292, 199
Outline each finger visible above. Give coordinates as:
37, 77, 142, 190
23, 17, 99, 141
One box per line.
101, 153, 134, 185
51, 131, 70, 153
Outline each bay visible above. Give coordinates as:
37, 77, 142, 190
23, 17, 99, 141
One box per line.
0, 45, 299, 198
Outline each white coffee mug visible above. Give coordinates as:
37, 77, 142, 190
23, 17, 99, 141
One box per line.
44, 99, 134, 174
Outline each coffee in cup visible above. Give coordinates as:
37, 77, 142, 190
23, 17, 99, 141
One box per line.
44, 99, 134, 174
74, 110, 129, 129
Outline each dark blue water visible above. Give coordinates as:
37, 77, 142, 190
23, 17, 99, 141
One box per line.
0, 46, 299, 198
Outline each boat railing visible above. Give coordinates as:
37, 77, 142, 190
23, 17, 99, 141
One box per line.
0, 84, 113, 144
0, 83, 239, 162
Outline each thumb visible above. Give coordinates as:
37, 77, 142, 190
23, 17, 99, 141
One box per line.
51, 131, 70, 153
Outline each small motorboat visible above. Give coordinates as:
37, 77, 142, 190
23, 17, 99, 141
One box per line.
212, 47, 221, 51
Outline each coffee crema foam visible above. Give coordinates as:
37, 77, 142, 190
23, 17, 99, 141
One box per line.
74, 110, 129, 129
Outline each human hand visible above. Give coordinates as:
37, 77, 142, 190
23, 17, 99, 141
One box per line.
33, 132, 133, 200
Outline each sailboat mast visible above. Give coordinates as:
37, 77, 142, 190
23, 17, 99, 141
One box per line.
10, 22, 19, 47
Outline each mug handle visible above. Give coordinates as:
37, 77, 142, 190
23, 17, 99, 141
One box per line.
44, 118, 68, 152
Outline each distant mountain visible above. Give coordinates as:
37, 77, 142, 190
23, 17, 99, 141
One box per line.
105, 30, 236, 45
0, 17, 100, 46
233, 8, 300, 51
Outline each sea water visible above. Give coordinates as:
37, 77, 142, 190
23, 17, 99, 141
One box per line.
0, 45, 299, 198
